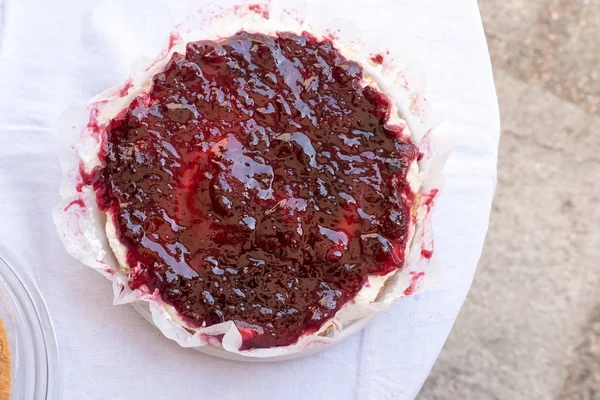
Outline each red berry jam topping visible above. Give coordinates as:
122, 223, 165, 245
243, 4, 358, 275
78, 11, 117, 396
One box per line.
89, 31, 418, 349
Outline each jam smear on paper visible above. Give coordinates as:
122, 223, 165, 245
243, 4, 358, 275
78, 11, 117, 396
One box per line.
89, 31, 418, 349
370, 53, 384, 65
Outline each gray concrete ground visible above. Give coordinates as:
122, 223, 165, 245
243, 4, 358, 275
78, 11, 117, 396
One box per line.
420, 1, 600, 399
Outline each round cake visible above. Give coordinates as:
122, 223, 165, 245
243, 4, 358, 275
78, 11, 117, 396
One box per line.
55, 3, 445, 358
83, 31, 419, 349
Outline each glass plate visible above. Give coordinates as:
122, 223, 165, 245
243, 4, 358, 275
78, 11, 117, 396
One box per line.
0, 245, 60, 399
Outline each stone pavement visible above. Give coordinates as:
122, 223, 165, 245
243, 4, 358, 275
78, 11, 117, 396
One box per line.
419, 1, 600, 399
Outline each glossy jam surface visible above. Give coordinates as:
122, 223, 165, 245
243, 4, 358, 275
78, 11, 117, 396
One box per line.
91, 31, 418, 349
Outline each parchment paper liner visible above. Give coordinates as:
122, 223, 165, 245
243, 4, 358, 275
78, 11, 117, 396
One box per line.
53, 1, 453, 359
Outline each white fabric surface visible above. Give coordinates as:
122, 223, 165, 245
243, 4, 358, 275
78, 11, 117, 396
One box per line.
0, 0, 499, 399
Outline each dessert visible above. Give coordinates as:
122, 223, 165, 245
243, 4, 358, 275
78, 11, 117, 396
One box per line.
84, 31, 419, 349
55, 3, 446, 357
0, 318, 10, 400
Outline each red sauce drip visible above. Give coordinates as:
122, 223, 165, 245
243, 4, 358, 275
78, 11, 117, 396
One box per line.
421, 248, 433, 259
370, 54, 384, 65
403, 272, 425, 296
119, 80, 134, 97
64, 199, 85, 212
247, 4, 270, 19
423, 189, 439, 209
168, 32, 182, 51
87, 31, 418, 349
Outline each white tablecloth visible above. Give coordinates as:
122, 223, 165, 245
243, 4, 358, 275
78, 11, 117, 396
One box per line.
0, 0, 499, 398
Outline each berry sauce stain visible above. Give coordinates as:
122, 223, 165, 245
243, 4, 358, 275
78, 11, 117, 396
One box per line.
247, 4, 270, 19
86, 31, 418, 349
64, 199, 86, 212
118, 80, 134, 97
370, 54, 384, 65
403, 271, 425, 296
